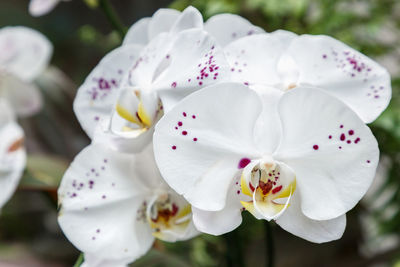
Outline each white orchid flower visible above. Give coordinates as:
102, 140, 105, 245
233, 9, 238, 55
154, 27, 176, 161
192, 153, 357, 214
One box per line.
123, 6, 264, 48
224, 30, 391, 123
74, 8, 231, 152
0, 99, 26, 210
0, 26, 53, 117
153, 83, 379, 243
29, 0, 71, 17
58, 143, 198, 267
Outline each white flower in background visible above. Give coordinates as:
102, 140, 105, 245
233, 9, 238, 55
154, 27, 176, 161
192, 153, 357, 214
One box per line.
29, 0, 71, 17
223, 30, 391, 123
0, 26, 52, 117
0, 99, 26, 210
74, 7, 231, 152
153, 83, 379, 243
58, 143, 198, 266
123, 7, 264, 48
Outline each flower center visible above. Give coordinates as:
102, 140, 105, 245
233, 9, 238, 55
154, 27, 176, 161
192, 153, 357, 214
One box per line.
240, 156, 296, 220
111, 88, 163, 137
145, 193, 192, 241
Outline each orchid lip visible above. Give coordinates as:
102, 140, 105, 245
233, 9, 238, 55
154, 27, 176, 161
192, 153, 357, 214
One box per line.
240, 156, 296, 221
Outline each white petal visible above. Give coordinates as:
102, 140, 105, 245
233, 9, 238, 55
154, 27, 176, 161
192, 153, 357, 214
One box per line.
82, 254, 129, 267
287, 34, 391, 123
29, 0, 60, 17
148, 8, 181, 41
205, 14, 264, 47
169, 6, 203, 35
154, 83, 262, 211
123, 18, 150, 46
73, 44, 143, 138
274, 87, 379, 220
0, 73, 43, 117
58, 144, 155, 264
224, 34, 285, 87
0, 26, 52, 81
0, 101, 25, 209
269, 29, 298, 47
192, 178, 244, 235
276, 191, 346, 243
152, 29, 231, 111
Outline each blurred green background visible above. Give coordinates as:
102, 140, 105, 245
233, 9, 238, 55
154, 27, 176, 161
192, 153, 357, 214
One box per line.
0, 0, 400, 266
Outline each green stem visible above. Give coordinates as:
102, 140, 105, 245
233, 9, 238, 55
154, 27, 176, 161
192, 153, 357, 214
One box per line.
224, 229, 245, 267
264, 221, 274, 267
98, 0, 127, 39
73, 253, 84, 267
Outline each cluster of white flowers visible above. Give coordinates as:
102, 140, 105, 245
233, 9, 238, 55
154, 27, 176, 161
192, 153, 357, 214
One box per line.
28, 5, 389, 267
0, 26, 52, 211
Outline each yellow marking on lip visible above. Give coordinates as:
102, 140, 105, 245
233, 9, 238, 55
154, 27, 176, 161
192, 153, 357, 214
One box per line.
276, 179, 296, 199
240, 173, 253, 197
116, 104, 140, 124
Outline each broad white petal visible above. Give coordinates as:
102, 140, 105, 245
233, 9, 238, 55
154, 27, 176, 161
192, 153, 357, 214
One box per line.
123, 18, 150, 46
0, 73, 43, 117
152, 29, 231, 111
0, 101, 25, 209
148, 8, 181, 41
276, 191, 346, 243
288, 34, 391, 123
169, 6, 203, 35
274, 87, 379, 220
269, 29, 298, 47
154, 83, 262, 211
58, 144, 155, 264
0, 26, 52, 81
73, 44, 143, 138
29, 0, 60, 16
205, 14, 264, 47
192, 177, 244, 235
224, 34, 285, 87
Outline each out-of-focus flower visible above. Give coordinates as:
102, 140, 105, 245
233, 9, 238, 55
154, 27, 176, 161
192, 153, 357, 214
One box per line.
0, 26, 53, 117
153, 83, 379, 243
29, 0, 71, 17
223, 30, 391, 123
123, 7, 264, 48
74, 7, 231, 152
58, 143, 198, 266
0, 99, 26, 210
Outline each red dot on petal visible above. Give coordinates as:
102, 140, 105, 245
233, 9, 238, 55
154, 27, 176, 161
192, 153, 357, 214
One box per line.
313, 145, 319, 150
182, 131, 188, 135
172, 146, 177, 150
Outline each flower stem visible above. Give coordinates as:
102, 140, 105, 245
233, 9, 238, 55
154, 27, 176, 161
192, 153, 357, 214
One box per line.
73, 253, 84, 267
264, 221, 275, 267
98, 0, 127, 39
224, 229, 245, 267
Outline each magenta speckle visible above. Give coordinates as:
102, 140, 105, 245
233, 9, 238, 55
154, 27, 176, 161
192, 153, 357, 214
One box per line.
354, 137, 361, 144
322, 54, 327, 59
313, 145, 319, 150
171, 82, 177, 88
192, 115, 196, 119
340, 133, 346, 141
349, 130, 354, 135
183, 112, 187, 117
182, 131, 188, 136
172, 145, 177, 150
367, 160, 371, 163
178, 121, 183, 126
193, 138, 198, 141
328, 135, 332, 139
238, 158, 251, 169
340, 125, 344, 128
347, 140, 351, 144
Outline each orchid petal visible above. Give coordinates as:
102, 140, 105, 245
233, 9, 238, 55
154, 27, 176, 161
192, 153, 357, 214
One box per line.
29, 0, 60, 17
169, 6, 203, 35
123, 18, 150, 46
276, 191, 346, 243
288, 35, 391, 123
58, 144, 155, 264
205, 14, 264, 47
0, 73, 43, 117
154, 83, 262, 211
224, 34, 285, 87
0, 100, 25, 209
274, 87, 379, 220
73, 44, 143, 138
0, 26, 52, 81
148, 8, 181, 41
